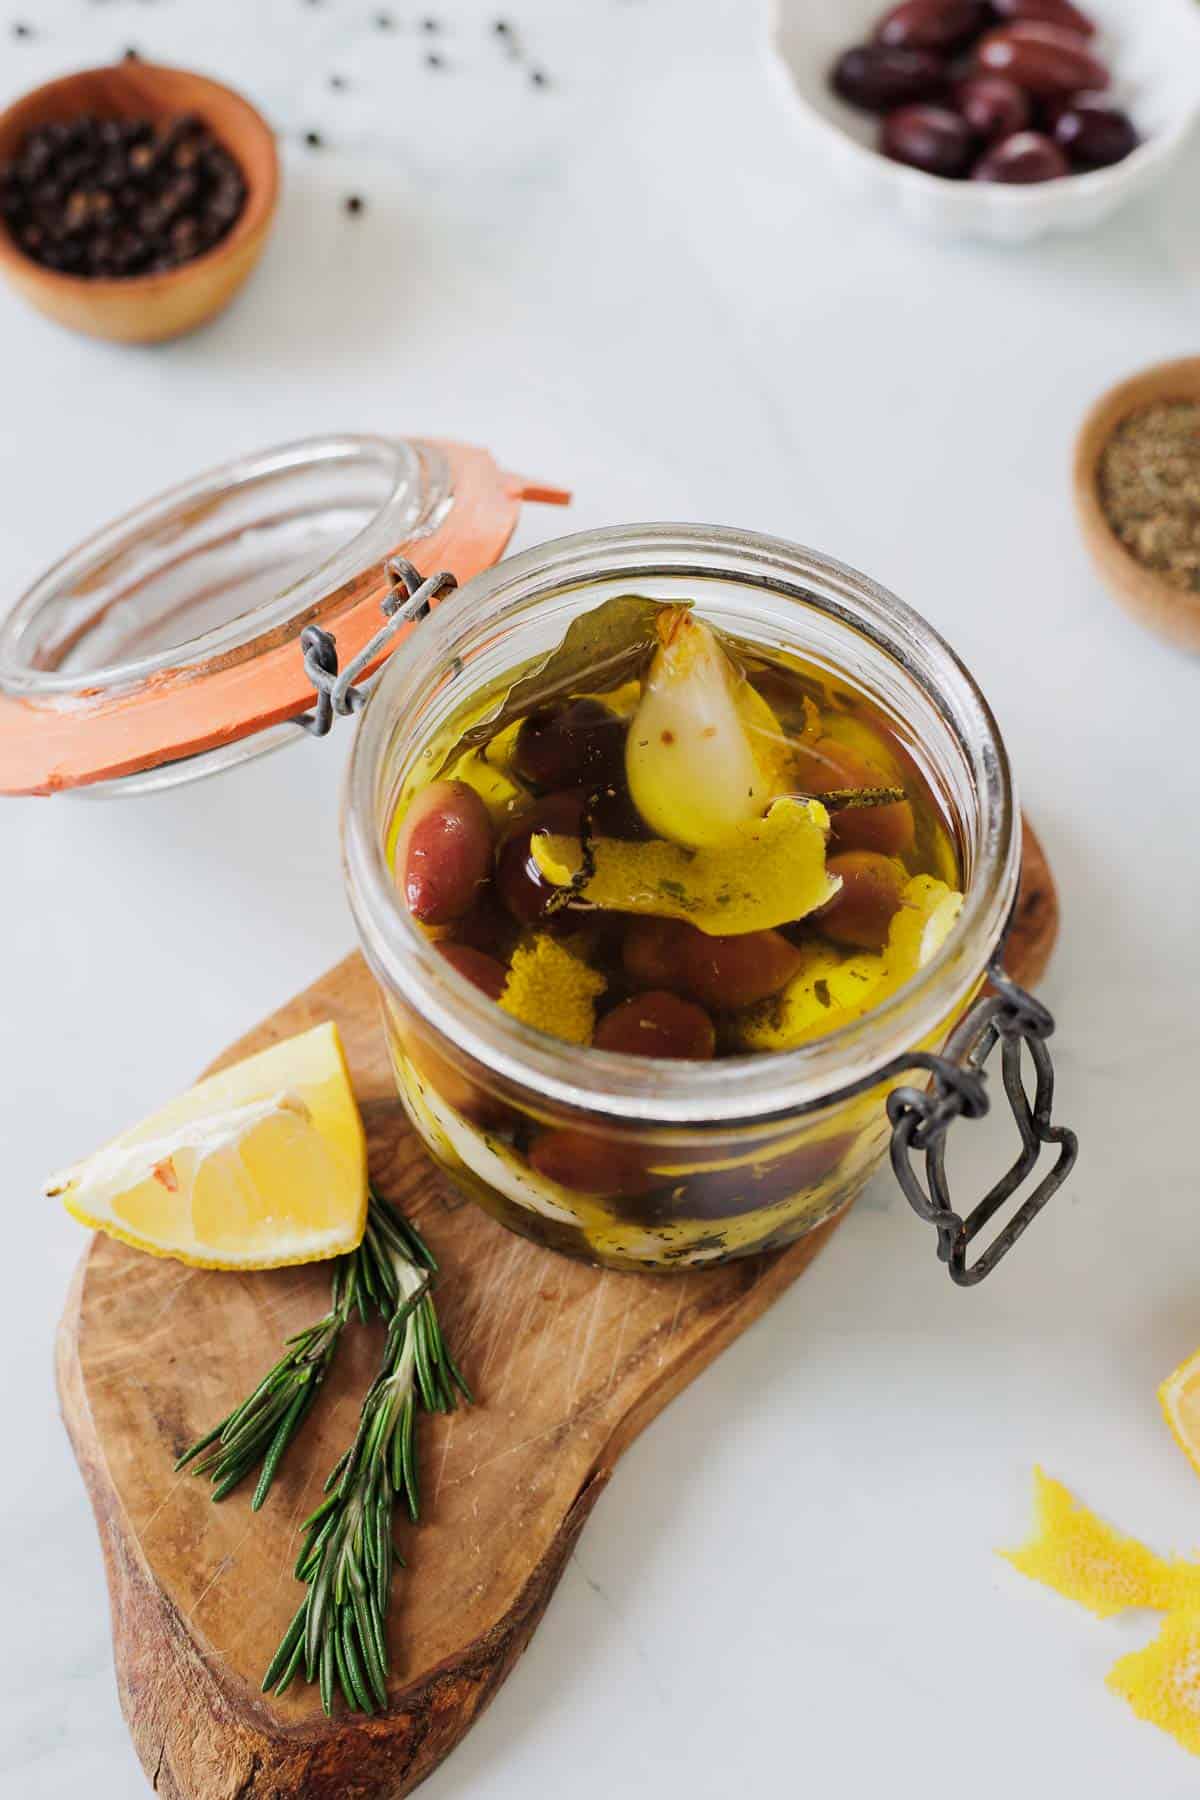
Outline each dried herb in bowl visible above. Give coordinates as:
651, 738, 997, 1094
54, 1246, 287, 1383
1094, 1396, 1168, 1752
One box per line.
1098, 401, 1200, 594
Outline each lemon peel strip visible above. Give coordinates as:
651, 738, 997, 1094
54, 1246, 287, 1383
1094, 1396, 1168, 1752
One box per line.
529, 797, 838, 937
1000, 1468, 1200, 1619
498, 936, 606, 1045
1107, 1609, 1200, 1758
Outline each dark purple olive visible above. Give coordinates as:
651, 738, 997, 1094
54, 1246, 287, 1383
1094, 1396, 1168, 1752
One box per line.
973, 23, 1109, 97
954, 74, 1032, 142
830, 44, 947, 114
880, 104, 975, 177
1054, 100, 1139, 169
594, 992, 716, 1061
972, 129, 1071, 181
513, 698, 626, 793
395, 781, 494, 925
495, 790, 585, 927
990, 0, 1097, 37
873, 0, 990, 52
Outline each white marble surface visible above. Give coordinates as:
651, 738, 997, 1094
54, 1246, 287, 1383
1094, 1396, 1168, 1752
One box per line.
4, 1, 1200, 1794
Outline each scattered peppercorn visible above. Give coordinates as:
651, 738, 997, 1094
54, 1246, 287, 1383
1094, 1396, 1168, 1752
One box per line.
328, 74, 347, 90
421, 16, 440, 30
530, 67, 549, 87
344, 193, 364, 214
12, 21, 33, 38
124, 46, 140, 60
374, 10, 394, 27
303, 129, 323, 148
493, 17, 512, 34
0, 112, 248, 279
426, 51, 445, 68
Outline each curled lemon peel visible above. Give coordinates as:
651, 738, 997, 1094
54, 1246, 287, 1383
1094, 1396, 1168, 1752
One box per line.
730, 873, 964, 1051
1107, 1610, 1200, 1758
529, 797, 838, 937
498, 936, 606, 1046
1000, 1468, 1198, 1619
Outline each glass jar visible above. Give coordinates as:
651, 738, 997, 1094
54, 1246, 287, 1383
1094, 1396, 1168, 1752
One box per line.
343, 524, 1051, 1277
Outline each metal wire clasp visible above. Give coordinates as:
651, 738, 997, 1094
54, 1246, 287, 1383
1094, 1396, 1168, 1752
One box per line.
882, 949, 1078, 1287
296, 558, 457, 738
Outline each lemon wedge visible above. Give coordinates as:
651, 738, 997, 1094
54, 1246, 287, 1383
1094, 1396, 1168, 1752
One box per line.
45, 1022, 368, 1269
1160, 1347, 1200, 1480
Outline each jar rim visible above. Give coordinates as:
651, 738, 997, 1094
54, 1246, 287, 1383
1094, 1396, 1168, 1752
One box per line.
343, 523, 1020, 1129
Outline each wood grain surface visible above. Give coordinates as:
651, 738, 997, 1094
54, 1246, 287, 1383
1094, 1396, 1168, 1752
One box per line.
56, 818, 1058, 1800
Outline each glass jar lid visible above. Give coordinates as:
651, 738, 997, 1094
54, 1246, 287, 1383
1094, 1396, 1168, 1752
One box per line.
0, 433, 568, 795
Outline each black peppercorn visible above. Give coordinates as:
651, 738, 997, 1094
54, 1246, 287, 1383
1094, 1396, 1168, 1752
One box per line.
303, 129, 323, 148
344, 193, 365, 214
530, 68, 549, 87
426, 51, 445, 68
0, 110, 247, 279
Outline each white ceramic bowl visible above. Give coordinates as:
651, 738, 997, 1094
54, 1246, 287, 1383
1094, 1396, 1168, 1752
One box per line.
768, 0, 1200, 242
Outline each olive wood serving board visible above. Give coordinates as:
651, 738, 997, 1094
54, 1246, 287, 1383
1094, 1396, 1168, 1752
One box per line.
56, 820, 1057, 1800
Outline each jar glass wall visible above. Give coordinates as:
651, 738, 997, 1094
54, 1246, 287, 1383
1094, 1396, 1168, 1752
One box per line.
343, 525, 1020, 1271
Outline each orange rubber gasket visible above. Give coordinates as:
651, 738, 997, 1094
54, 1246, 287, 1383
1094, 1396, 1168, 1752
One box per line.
0, 442, 569, 795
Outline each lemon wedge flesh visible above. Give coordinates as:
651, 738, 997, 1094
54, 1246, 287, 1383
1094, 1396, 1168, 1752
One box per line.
45, 1022, 368, 1270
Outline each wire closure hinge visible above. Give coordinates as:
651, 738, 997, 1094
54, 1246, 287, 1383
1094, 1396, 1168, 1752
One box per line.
296, 558, 458, 738
882, 954, 1078, 1287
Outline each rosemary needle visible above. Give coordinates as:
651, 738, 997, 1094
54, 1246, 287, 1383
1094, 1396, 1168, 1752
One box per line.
263, 1201, 470, 1713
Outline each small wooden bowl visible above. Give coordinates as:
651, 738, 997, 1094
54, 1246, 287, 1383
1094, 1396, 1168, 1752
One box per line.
0, 62, 279, 345
1074, 355, 1200, 654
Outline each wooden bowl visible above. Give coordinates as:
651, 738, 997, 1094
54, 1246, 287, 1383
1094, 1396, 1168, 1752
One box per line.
0, 62, 279, 345
1074, 355, 1200, 654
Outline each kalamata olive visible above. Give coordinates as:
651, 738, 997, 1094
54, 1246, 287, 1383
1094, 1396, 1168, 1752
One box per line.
819, 852, 906, 950
495, 791, 585, 927
791, 737, 916, 857
954, 74, 1032, 142
594, 991, 716, 1060
528, 1128, 658, 1198
1054, 100, 1139, 169
880, 105, 975, 178
396, 780, 494, 926
681, 928, 804, 1010
990, 0, 1096, 37
873, 0, 990, 52
667, 1132, 858, 1220
449, 894, 517, 960
973, 23, 1109, 96
972, 129, 1070, 181
622, 918, 802, 1010
436, 942, 508, 1001
513, 699, 626, 793
831, 44, 947, 114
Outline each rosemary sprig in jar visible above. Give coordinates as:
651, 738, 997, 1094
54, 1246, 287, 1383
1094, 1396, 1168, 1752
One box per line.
262, 1202, 470, 1713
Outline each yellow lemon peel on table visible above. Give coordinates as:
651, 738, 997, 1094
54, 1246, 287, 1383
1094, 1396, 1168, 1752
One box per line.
44, 1022, 368, 1270
1001, 1468, 1200, 1618
530, 797, 839, 937
498, 935, 606, 1045
1107, 1610, 1200, 1758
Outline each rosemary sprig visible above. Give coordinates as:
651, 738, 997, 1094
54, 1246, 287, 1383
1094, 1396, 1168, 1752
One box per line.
262, 1200, 470, 1714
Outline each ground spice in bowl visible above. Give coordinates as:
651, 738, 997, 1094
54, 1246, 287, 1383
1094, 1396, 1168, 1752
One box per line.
1098, 401, 1200, 594
0, 112, 246, 279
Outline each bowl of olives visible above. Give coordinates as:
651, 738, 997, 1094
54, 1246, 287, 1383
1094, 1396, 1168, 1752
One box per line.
769, 0, 1200, 240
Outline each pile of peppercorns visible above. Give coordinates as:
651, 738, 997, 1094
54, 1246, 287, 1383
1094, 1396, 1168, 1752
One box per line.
0, 112, 246, 278
830, 0, 1139, 185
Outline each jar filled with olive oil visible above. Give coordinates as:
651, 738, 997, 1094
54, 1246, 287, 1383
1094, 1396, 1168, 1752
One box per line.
344, 525, 1025, 1273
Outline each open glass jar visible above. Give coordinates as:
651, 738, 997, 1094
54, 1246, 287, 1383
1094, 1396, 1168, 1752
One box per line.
343, 525, 1076, 1281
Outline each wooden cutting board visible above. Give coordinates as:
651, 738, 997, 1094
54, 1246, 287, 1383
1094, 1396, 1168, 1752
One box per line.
57, 822, 1058, 1800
